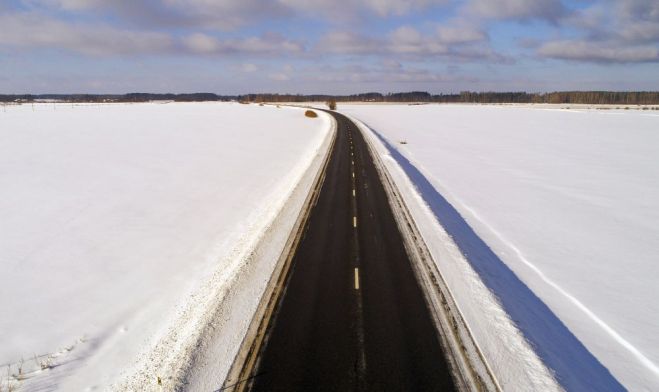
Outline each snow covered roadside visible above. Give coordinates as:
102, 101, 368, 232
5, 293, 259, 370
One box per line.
347, 114, 559, 391
0, 102, 331, 391
342, 104, 659, 391
162, 111, 335, 391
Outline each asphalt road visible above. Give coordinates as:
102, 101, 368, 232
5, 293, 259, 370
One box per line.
251, 111, 456, 391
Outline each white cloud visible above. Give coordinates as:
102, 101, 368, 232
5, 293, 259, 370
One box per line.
12, 0, 658, 69
279, 0, 448, 18
241, 63, 259, 72
234, 33, 304, 54
306, 63, 477, 84
436, 24, 488, 44
387, 26, 448, 55
25, 0, 450, 29
181, 32, 305, 55
621, 22, 659, 43
162, 0, 289, 29
0, 12, 304, 57
316, 31, 382, 54
537, 40, 659, 63
537, 0, 659, 63
317, 28, 447, 56
466, 0, 565, 21
183, 33, 220, 53
25, 0, 289, 30
268, 72, 291, 81
619, 0, 659, 22
617, 0, 659, 42
30, 0, 105, 11
317, 25, 506, 62
363, 0, 447, 16
0, 12, 173, 56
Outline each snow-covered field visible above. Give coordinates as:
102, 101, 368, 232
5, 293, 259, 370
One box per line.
0, 102, 331, 390
343, 104, 659, 391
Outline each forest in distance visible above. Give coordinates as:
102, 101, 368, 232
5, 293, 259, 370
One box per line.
2, 91, 659, 105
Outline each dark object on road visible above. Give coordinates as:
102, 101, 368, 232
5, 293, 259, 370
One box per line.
304, 110, 318, 118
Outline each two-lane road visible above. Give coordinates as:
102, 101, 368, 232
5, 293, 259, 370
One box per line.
250, 110, 456, 391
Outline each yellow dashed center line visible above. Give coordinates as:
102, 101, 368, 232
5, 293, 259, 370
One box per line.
353, 216, 357, 227
354, 268, 360, 290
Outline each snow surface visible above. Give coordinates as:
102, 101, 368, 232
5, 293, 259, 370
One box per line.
0, 102, 331, 390
342, 104, 659, 391
350, 115, 559, 391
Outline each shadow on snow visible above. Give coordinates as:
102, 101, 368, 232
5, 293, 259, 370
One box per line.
368, 126, 624, 392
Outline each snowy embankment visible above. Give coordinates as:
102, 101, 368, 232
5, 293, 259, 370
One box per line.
0, 102, 331, 391
342, 104, 659, 392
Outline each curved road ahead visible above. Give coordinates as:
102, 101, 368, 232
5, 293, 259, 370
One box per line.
250, 111, 456, 391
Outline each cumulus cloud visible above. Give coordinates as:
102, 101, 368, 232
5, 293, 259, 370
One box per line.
28, 0, 104, 11
240, 63, 259, 73
560, 5, 611, 37
619, 0, 659, 22
160, 0, 289, 29
268, 72, 291, 81
436, 24, 488, 44
617, 0, 659, 42
316, 28, 443, 56
0, 0, 513, 64
317, 25, 506, 63
182, 32, 304, 55
24, 0, 289, 30
466, 0, 565, 21
620, 22, 659, 43
305, 63, 478, 84
0, 12, 304, 57
578, 0, 659, 43
387, 26, 448, 55
280, 0, 448, 19
537, 0, 659, 63
183, 33, 220, 54
315, 31, 382, 54
25, 0, 449, 29
538, 40, 659, 63
8, 0, 657, 71
0, 12, 173, 56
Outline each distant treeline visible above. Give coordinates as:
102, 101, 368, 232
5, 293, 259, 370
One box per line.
0, 93, 238, 103
243, 91, 659, 105
2, 91, 659, 105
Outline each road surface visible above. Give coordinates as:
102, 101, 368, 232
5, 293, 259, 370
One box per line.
251, 111, 456, 391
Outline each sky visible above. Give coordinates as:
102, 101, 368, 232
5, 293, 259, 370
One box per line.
1, 0, 658, 94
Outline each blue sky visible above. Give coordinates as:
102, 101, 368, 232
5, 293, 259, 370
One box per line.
1, 0, 658, 94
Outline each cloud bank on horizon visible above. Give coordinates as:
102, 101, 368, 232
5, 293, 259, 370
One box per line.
1, 0, 658, 93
